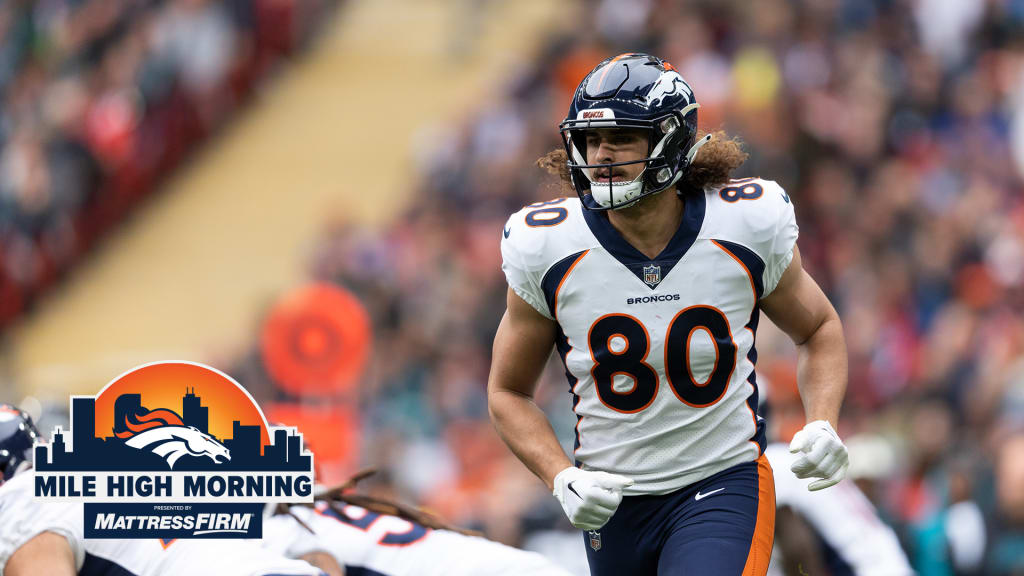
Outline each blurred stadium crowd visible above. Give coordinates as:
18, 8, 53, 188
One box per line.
0, 0, 336, 326
230, 1, 1024, 574
5, 0, 1024, 574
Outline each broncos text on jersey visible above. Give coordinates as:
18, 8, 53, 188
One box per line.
501, 178, 798, 495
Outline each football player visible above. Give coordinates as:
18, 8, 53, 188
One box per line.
262, 470, 574, 576
0, 404, 332, 576
488, 53, 850, 575
765, 442, 914, 576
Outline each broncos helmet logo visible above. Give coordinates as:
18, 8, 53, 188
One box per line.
114, 406, 230, 469
644, 70, 693, 108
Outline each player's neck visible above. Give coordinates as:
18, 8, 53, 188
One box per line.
606, 189, 685, 260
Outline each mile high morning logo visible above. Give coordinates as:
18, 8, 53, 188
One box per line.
32, 361, 314, 539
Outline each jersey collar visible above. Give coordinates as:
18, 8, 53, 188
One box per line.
581, 191, 706, 290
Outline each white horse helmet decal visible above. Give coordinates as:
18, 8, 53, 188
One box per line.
645, 70, 693, 109
124, 425, 231, 469
113, 405, 231, 469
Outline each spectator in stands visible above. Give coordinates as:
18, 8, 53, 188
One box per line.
0, 0, 338, 325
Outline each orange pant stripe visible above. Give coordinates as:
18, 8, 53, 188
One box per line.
742, 454, 776, 575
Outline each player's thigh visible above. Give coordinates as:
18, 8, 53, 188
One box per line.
658, 456, 776, 576
581, 498, 663, 576
582, 524, 660, 576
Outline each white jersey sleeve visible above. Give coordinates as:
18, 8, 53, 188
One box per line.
262, 511, 333, 561
0, 472, 161, 575
501, 211, 551, 319
764, 182, 798, 295
500, 198, 598, 320
159, 539, 324, 576
765, 444, 915, 576
704, 178, 798, 297
0, 472, 85, 573
503, 225, 552, 317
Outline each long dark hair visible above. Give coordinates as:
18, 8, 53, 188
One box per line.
276, 469, 479, 537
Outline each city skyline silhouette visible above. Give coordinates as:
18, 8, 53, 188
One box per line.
36, 389, 312, 472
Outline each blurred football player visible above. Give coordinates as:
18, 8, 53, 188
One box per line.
766, 442, 915, 576
262, 470, 573, 576
0, 404, 332, 576
488, 53, 849, 575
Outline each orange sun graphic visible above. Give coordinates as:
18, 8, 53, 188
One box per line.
92, 362, 270, 449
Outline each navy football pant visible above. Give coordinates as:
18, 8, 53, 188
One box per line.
581, 455, 775, 576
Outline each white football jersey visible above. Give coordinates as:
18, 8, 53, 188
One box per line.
261, 503, 572, 576
501, 179, 797, 495
0, 471, 324, 576
765, 444, 915, 576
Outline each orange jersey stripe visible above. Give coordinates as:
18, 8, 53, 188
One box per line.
553, 250, 589, 320
711, 238, 763, 452
742, 454, 776, 575
711, 239, 757, 301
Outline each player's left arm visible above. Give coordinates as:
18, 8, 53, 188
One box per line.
760, 245, 846, 428
760, 245, 850, 490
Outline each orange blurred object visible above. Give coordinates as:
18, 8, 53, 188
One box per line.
554, 43, 609, 104
956, 263, 1001, 310
261, 282, 371, 398
267, 402, 360, 485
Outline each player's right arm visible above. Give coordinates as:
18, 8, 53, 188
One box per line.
5, 532, 77, 576
493, 204, 633, 530
487, 286, 570, 491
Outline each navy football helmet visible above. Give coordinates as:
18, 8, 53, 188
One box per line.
560, 53, 712, 210
0, 404, 39, 481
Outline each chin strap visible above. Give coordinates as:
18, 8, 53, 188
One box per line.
686, 133, 713, 165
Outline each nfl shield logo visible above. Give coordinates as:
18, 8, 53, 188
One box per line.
643, 264, 661, 288
589, 530, 602, 551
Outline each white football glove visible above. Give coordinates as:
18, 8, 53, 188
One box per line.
552, 466, 633, 530
789, 420, 850, 491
